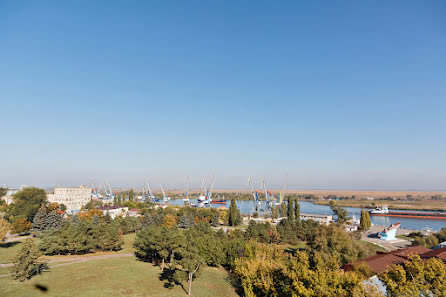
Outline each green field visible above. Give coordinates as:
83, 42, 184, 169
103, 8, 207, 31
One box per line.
0, 257, 237, 297
0, 240, 25, 263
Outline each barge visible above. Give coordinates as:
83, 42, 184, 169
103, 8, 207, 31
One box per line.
370, 209, 446, 220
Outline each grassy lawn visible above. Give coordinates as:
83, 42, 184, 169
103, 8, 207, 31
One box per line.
0, 257, 237, 297
360, 240, 387, 253
396, 235, 413, 241
0, 240, 25, 264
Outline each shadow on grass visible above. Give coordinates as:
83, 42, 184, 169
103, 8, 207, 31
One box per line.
34, 283, 48, 292
0, 241, 21, 249
159, 268, 187, 294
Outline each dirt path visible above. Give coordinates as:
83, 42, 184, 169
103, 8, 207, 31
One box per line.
0, 253, 134, 278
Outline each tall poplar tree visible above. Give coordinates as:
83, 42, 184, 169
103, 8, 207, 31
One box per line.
287, 197, 294, 222
294, 199, 300, 222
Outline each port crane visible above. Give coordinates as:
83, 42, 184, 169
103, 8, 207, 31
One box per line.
183, 176, 190, 202
197, 173, 216, 206
160, 184, 170, 203
142, 179, 156, 202
248, 178, 262, 212
275, 176, 287, 206
262, 178, 273, 211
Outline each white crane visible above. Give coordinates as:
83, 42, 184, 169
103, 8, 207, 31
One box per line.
160, 184, 170, 202
248, 177, 262, 212
183, 176, 190, 202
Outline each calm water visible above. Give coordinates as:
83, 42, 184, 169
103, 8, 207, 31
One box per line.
168, 199, 446, 232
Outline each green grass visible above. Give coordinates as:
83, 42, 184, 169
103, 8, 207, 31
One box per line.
0, 257, 237, 297
0, 240, 25, 263
396, 235, 413, 241
360, 240, 387, 253
119, 233, 136, 254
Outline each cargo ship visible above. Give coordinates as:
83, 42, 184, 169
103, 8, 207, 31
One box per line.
369, 207, 446, 220
210, 199, 227, 204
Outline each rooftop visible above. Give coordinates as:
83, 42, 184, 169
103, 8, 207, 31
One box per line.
344, 245, 434, 274
420, 247, 446, 262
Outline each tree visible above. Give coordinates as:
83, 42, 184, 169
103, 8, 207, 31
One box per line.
0, 187, 7, 197
92, 222, 123, 251
280, 202, 287, 218
294, 199, 300, 222
12, 218, 32, 235
272, 205, 279, 219
32, 207, 47, 231
287, 197, 294, 221
360, 210, 371, 230
11, 239, 47, 281
178, 230, 205, 296
178, 215, 194, 229
380, 255, 446, 297
162, 214, 178, 228
7, 187, 47, 222
330, 202, 349, 224
0, 218, 11, 241
59, 203, 67, 211
228, 199, 241, 226
128, 189, 134, 202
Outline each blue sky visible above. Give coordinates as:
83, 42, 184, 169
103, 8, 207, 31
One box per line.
1, 1, 445, 190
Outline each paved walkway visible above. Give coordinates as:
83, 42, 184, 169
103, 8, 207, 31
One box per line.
0, 253, 134, 278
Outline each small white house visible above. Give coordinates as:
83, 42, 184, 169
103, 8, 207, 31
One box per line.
97, 206, 129, 219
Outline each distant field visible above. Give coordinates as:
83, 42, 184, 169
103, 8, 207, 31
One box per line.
0, 257, 237, 297
314, 199, 446, 211
136, 188, 446, 199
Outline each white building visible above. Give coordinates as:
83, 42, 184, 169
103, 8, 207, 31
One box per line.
47, 187, 91, 214
97, 206, 129, 219
300, 213, 333, 225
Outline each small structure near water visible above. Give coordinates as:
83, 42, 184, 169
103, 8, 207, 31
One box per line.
378, 222, 401, 241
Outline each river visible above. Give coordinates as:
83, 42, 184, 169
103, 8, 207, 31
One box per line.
167, 199, 446, 232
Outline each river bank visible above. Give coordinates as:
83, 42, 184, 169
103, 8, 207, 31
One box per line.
313, 200, 446, 212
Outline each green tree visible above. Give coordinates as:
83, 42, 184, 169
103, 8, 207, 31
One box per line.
11, 239, 47, 281
59, 203, 67, 211
360, 210, 371, 230
287, 197, 294, 221
0, 187, 7, 197
228, 199, 241, 226
380, 255, 446, 297
330, 202, 349, 224
7, 187, 47, 222
280, 202, 287, 218
33, 208, 63, 232
294, 199, 300, 222
178, 230, 206, 296
92, 222, 123, 251
128, 189, 134, 202
272, 205, 279, 219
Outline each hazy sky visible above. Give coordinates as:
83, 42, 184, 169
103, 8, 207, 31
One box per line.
1, 1, 445, 190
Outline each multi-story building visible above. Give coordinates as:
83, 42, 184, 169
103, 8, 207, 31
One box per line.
47, 186, 91, 214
